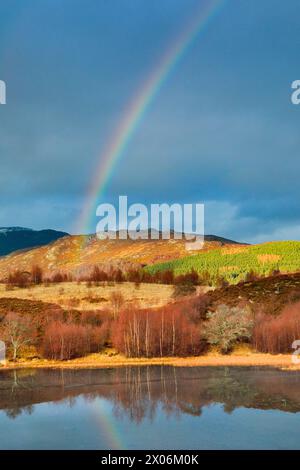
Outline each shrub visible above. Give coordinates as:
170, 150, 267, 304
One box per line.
252, 302, 300, 353
198, 270, 213, 286
81, 309, 112, 326
90, 266, 108, 283
51, 272, 66, 283
186, 295, 212, 321
42, 321, 107, 360
244, 270, 259, 283
215, 275, 229, 288
174, 269, 199, 286
66, 297, 81, 307
114, 269, 124, 283
204, 304, 253, 354
126, 269, 143, 284
7, 270, 30, 288
160, 270, 174, 285
82, 294, 107, 304
172, 283, 196, 298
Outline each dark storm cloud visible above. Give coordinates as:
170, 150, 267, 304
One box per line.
0, 0, 299, 241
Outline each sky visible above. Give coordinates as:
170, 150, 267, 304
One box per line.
0, 0, 299, 243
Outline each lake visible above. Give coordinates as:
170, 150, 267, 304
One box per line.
0, 366, 300, 449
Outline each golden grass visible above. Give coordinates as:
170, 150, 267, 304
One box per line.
2, 349, 299, 371
257, 254, 281, 264
0, 282, 175, 310
221, 246, 248, 255
219, 265, 240, 273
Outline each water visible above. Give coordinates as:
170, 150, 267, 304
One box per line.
0, 366, 300, 449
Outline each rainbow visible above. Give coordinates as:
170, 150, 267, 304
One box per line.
91, 399, 126, 450
76, 0, 226, 234
75, 0, 226, 450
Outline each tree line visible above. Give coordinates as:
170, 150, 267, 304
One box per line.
3, 264, 227, 289
1, 286, 300, 361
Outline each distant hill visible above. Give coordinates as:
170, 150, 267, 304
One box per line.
0, 232, 241, 278
100, 230, 242, 246
203, 234, 244, 244
146, 241, 300, 284
0, 227, 69, 256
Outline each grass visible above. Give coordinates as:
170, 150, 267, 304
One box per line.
146, 241, 300, 284
2, 348, 300, 371
0, 282, 175, 310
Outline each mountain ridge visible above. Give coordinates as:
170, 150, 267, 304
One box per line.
0, 227, 69, 257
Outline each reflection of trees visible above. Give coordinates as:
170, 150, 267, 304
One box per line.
111, 366, 184, 423
1, 366, 300, 421
0, 369, 37, 419
5, 407, 23, 419
5, 404, 34, 419
197, 368, 300, 414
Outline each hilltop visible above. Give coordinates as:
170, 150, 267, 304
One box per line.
0, 227, 68, 256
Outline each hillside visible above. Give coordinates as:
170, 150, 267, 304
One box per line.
199, 271, 300, 316
146, 241, 300, 284
0, 233, 240, 279
0, 227, 68, 256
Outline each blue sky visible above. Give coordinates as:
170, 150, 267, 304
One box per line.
0, 0, 299, 243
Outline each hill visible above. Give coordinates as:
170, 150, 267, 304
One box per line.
0, 227, 68, 256
199, 271, 300, 316
0, 233, 240, 279
146, 241, 300, 284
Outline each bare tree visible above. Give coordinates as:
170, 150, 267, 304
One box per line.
110, 291, 125, 319
172, 313, 176, 356
159, 311, 164, 357
1, 312, 35, 361
31, 265, 43, 284
7, 270, 30, 288
112, 305, 204, 358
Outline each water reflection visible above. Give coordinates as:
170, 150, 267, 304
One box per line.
1, 366, 300, 421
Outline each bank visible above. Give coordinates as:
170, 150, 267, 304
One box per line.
1, 349, 299, 371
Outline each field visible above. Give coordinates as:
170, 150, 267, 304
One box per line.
0, 282, 179, 311
146, 241, 300, 284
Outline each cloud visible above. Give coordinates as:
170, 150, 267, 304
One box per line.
0, 0, 299, 242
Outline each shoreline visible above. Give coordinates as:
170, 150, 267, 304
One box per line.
1, 352, 300, 371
